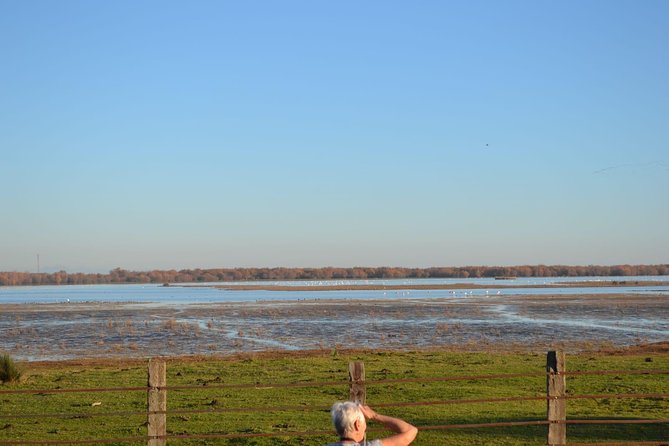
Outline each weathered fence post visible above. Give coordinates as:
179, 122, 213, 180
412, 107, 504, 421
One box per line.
547, 351, 566, 445
148, 359, 167, 446
349, 361, 366, 404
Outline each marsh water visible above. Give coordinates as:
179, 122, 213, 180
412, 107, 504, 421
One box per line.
1, 277, 668, 361
2, 276, 669, 305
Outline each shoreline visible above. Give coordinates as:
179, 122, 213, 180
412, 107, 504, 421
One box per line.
20, 341, 669, 367
208, 280, 669, 291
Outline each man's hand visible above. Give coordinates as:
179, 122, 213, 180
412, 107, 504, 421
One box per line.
359, 405, 378, 421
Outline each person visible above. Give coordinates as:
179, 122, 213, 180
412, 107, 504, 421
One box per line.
328, 401, 418, 446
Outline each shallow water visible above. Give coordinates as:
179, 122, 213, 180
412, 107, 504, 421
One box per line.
1, 292, 667, 361
2, 277, 668, 361
1, 276, 668, 305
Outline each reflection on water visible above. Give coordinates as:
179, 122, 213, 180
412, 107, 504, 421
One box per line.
486, 304, 668, 335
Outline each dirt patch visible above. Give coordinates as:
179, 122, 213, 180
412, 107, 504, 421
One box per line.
602, 341, 669, 355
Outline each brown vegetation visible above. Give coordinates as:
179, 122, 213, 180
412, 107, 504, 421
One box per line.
215, 280, 669, 291
1, 264, 668, 286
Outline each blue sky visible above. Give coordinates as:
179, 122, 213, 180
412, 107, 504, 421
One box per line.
1, 0, 667, 273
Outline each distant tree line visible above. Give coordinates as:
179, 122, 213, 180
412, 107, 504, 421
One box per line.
0, 264, 668, 286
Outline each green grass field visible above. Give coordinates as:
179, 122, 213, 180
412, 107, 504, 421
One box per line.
1, 349, 668, 445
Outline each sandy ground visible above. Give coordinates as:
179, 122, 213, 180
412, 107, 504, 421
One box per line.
1, 293, 668, 362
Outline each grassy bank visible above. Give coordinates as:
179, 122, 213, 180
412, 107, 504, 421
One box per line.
1, 349, 668, 445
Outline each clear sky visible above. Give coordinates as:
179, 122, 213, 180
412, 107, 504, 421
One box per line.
1, 1, 667, 273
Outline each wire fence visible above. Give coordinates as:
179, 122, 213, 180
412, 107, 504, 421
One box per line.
0, 352, 667, 445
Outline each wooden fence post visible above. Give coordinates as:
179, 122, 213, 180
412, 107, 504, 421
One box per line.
547, 351, 566, 445
148, 359, 167, 446
349, 361, 366, 404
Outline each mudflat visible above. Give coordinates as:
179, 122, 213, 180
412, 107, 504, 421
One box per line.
2, 292, 668, 362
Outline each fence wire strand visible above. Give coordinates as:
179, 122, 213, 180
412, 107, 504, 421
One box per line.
567, 442, 669, 446
1, 369, 667, 395
4, 392, 668, 420
0, 387, 146, 395
0, 436, 147, 445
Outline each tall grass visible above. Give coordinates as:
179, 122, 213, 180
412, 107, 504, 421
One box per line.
0, 353, 23, 383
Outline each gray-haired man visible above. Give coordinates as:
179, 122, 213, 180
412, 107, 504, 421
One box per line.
328, 402, 417, 446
